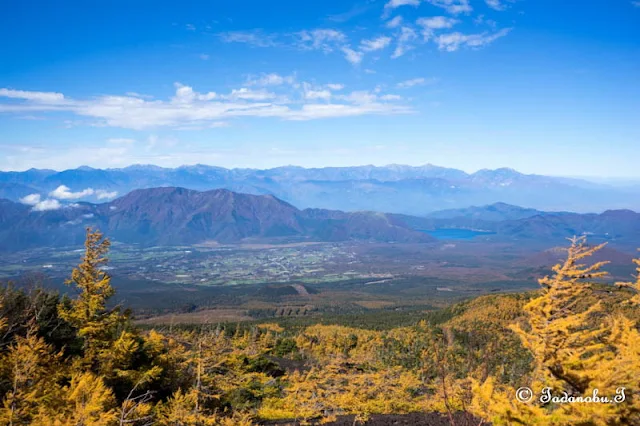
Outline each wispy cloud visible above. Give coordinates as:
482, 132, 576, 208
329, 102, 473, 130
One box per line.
474, 14, 498, 29
246, 73, 296, 86
303, 84, 332, 101
296, 29, 346, 52
326, 83, 345, 91
386, 16, 404, 29
360, 36, 392, 52
342, 47, 365, 65
218, 30, 279, 47
0, 88, 65, 103
416, 16, 460, 40
214, 2, 510, 65
125, 92, 154, 99
384, 0, 421, 10
396, 77, 435, 88
485, 0, 505, 10
199, 54, 210, 60
435, 28, 511, 51
425, 0, 472, 14
391, 26, 418, 58
0, 81, 412, 129
486, 0, 516, 10
327, 3, 372, 22
227, 87, 277, 101
632, 1, 640, 6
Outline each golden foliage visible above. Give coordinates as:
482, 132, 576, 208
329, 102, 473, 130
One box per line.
2, 229, 640, 425
472, 236, 640, 425
59, 228, 127, 369
0, 325, 63, 425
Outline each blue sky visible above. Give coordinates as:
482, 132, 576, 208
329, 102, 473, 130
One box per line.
0, 0, 639, 177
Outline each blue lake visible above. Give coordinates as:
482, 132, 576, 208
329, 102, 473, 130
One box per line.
421, 228, 497, 240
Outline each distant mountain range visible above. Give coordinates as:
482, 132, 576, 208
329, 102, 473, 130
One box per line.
0, 187, 435, 250
391, 203, 640, 248
1, 164, 637, 215
1, 187, 639, 251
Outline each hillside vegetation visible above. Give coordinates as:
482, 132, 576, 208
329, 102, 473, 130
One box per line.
1, 229, 639, 425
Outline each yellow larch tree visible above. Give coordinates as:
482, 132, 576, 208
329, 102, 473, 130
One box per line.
32, 372, 118, 426
0, 322, 63, 425
59, 227, 127, 370
471, 237, 640, 425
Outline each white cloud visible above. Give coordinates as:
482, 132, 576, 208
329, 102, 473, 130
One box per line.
325, 83, 345, 91
305, 89, 332, 100
486, 0, 503, 10
0, 88, 65, 103
485, 0, 514, 10
416, 16, 460, 39
302, 83, 332, 100
96, 190, 118, 200
246, 73, 295, 86
391, 26, 418, 58
341, 47, 364, 65
424, 0, 472, 14
338, 90, 378, 104
217, 28, 359, 64
0, 79, 414, 129
296, 29, 346, 52
45, 185, 117, 201
360, 36, 392, 52
474, 14, 498, 29
218, 30, 278, 47
397, 78, 427, 88
32, 199, 62, 212
125, 92, 154, 99
384, 0, 421, 10
227, 87, 277, 101
186, 24, 196, 31
435, 28, 511, 51
20, 193, 41, 205
417, 16, 459, 30
386, 16, 404, 28
380, 94, 402, 100
49, 185, 95, 200
173, 83, 217, 103
19, 192, 64, 211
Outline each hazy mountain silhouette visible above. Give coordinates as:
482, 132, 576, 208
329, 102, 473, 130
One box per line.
1, 164, 636, 215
